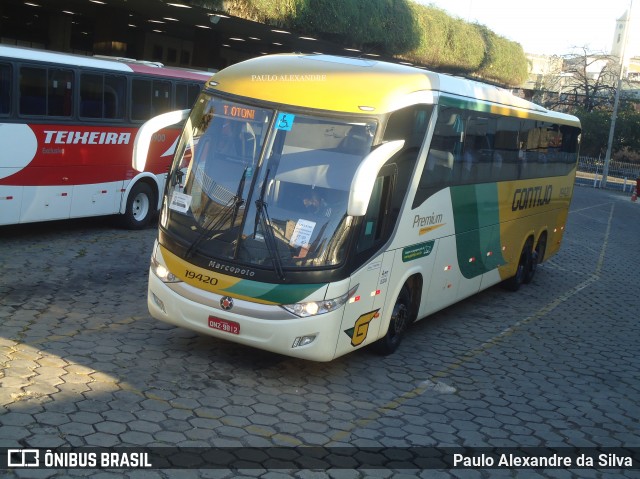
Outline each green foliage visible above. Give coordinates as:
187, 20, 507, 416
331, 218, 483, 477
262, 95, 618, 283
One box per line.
291, 0, 420, 54
616, 106, 640, 154
613, 147, 640, 165
574, 108, 611, 157
199, 0, 529, 86
475, 26, 529, 86
575, 105, 640, 159
401, 5, 485, 73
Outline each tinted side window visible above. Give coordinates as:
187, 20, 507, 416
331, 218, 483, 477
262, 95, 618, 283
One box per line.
19, 66, 47, 115
80, 73, 103, 118
383, 105, 433, 221
413, 106, 462, 207
19, 66, 73, 117
413, 105, 580, 208
48, 68, 73, 117
176, 82, 203, 109
104, 74, 126, 119
80, 73, 126, 120
152, 80, 171, 116
0, 63, 11, 115
131, 79, 152, 121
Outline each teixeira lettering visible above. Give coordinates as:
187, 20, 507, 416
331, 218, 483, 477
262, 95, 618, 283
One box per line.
43, 130, 131, 145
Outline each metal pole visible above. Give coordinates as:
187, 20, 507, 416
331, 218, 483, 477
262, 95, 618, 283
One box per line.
602, 0, 633, 189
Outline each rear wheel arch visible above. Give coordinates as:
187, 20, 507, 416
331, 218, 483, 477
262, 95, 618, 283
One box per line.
121, 178, 158, 229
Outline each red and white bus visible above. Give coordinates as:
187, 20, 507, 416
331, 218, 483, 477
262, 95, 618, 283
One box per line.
0, 45, 212, 228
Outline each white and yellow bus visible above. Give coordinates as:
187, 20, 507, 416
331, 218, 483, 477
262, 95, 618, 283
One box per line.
133, 54, 581, 361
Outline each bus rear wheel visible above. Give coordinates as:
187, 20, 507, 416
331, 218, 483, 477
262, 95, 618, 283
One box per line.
122, 182, 155, 230
373, 285, 411, 355
503, 241, 532, 292
524, 234, 546, 284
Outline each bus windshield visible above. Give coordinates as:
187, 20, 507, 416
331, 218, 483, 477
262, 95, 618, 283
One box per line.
163, 93, 377, 274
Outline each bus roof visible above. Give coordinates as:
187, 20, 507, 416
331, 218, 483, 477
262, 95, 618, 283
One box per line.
210, 54, 580, 127
0, 44, 213, 82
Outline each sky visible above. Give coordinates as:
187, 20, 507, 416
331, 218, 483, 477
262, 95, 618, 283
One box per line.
417, 0, 638, 57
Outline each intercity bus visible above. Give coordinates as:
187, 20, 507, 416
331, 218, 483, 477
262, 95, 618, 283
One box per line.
0, 45, 211, 228
134, 54, 581, 361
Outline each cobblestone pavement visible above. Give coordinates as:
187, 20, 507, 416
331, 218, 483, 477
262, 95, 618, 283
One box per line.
1, 186, 639, 479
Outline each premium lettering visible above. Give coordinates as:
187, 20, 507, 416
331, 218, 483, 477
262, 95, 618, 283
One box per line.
413, 212, 443, 228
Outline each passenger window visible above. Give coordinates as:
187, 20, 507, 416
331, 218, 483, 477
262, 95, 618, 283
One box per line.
0, 63, 11, 115
412, 106, 462, 207
131, 79, 152, 121
80, 73, 103, 118
19, 66, 73, 117
176, 82, 202, 109
152, 80, 171, 116
81, 73, 126, 119
19, 67, 47, 115
104, 75, 126, 119
48, 68, 73, 117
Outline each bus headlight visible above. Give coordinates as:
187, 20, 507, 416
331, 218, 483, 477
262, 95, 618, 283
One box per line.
150, 251, 181, 283
282, 285, 358, 318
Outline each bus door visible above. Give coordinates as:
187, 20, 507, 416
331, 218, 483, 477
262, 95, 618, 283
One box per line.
336, 170, 396, 356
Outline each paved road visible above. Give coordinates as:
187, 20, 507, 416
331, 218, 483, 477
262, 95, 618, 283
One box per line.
1, 186, 639, 478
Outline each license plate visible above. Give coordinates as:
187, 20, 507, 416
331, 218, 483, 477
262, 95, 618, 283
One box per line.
208, 316, 240, 335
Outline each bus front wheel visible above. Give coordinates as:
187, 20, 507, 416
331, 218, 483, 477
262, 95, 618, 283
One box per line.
373, 285, 412, 356
122, 182, 155, 229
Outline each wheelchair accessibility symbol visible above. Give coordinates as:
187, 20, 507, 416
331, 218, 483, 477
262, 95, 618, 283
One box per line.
276, 112, 295, 131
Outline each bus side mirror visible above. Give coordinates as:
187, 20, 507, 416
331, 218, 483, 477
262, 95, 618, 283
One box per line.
132, 109, 190, 172
347, 139, 405, 216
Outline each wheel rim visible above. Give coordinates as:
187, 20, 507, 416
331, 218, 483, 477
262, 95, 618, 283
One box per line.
132, 192, 150, 221
389, 301, 408, 343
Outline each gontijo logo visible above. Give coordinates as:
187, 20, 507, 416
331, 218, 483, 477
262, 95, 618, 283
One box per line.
344, 310, 379, 347
511, 184, 552, 211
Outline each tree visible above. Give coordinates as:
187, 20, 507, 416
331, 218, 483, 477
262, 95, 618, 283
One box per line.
551, 48, 618, 112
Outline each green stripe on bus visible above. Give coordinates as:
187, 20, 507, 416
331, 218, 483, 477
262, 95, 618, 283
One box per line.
439, 96, 494, 113
450, 184, 504, 279
224, 281, 326, 305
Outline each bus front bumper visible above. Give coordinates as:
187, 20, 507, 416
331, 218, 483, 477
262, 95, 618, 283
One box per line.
147, 271, 344, 361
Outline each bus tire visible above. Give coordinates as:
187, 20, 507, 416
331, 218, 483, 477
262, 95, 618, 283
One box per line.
503, 241, 532, 292
373, 285, 412, 356
524, 234, 546, 284
122, 182, 155, 229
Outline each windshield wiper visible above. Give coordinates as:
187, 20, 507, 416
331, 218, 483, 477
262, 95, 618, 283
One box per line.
185, 167, 248, 258
252, 168, 285, 280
